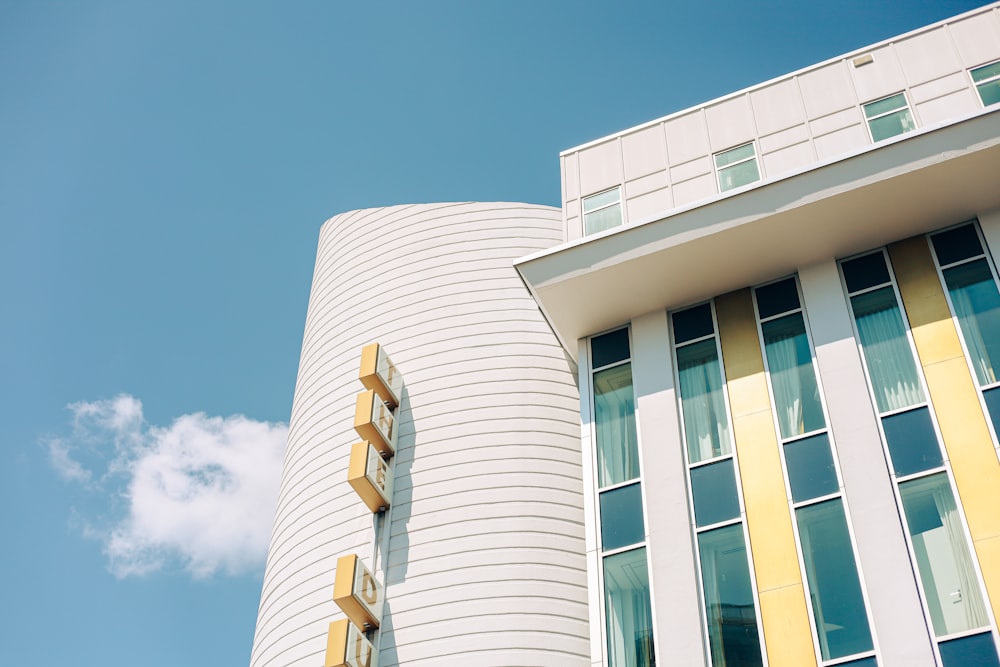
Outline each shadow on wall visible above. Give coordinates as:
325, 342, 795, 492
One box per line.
373, 382, 413, 665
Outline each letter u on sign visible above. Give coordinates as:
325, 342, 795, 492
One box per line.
323, 618, 378, 667
333, 554, 383, 629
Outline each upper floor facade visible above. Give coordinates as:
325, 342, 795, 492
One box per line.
559, 3, 1000, 245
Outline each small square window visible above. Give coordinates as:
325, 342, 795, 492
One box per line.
583, 187, 623, 236
863, 93, 916, 142
714, 143, 760, 192
971, 61, 1000, 107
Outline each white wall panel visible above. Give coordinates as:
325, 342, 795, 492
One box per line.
916, 88, 981, 126
706, 95, 756, 152
896, 29, 962, 86
622, 125, 668, 181
850, 45, 908, 103
752, 78, 807, 136
665, 111, 710, 165
250, 203, 588, 667
579, 140, 624, 197
799, 62, 857, 119
949, 12, 1000, 68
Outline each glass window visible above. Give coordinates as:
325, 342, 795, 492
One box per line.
677, 338, 731, 463
784, 433, 839, 503
584, 187, 623, 236
604, 548, 654, 667
690, 458, 740, 527
698, 525, 764, 667
594, 363, 639, 487
941, 259, 1000, 386
837, 659, 878, 667
592, 328, 631, 369
931, 224, 983, 266
864, 93, 916, 142
715, 143, 760, 192
939, 632, 1000, 667
841, 252, 891, 295
899, 473, 990, 637
881, 407, 943, 477
850, 286, 925, 412
673, 303, 715, 344
796, 499, 875, 660
755, 278, 801, 319
983, 386, 1000, 439
760, 312, 826, 438
971, 61, 1000, 107
600, 482, 645, 551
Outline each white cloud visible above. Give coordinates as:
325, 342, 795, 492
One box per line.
46, 395, 287, 579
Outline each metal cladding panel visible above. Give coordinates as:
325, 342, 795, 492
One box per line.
250, 203, 588, 667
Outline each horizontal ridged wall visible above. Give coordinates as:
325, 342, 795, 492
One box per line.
250, 203, 588, 666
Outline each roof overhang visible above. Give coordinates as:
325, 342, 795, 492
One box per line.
516, 109, 1000, 360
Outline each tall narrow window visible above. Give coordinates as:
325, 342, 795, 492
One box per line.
971, 61, 1000, 107
863, 93, 915, 142
753, 277, 875, 664
714, 143, 760, 192
841, 250, 998, 667
929, 222, 1000, 451
591, 328, 653, 667
673, 303, 765, 667
584, 187, 623, 236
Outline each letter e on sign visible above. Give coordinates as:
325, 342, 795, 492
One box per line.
348, 442, 393, 513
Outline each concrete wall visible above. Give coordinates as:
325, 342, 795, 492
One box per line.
250, 203, 588, 667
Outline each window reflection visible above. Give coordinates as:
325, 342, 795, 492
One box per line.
605, 548, 655, 667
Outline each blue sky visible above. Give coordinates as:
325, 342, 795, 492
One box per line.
1, 1, 989, 665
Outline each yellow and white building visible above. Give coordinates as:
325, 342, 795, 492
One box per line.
251, 4, 1000, 666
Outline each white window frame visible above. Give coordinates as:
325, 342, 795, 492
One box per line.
969, 60, 1000, 107
587, 326, 658, 667
713, 142, 761, 193
862, 92, 916, 143
752, 276, 879, 667
838, 248, 999, 664
927, 220, 1000, 461
669, 301, 768, 667
583, 187, 624, 236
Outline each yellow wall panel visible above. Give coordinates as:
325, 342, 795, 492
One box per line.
758, 585, 818, 667
888, 237, 1000, 625
978, 535, 1000, 625
716, 288, 817, 667
733, 410, 801, 592
923, 359, 1000, 542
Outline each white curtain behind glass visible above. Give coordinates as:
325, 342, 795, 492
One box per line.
605, 550, 653, 667
945, 261, 1000, 386
852, 288, 925, 413
699, 541, 725, 662
905, 475, 989, 636
595, 364, 639, 487
763, 315, 824, 439
677, 340, 731, 463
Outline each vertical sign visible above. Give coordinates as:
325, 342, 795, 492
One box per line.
359, 343, 403, 409
354, 389, 397, 457
333, 554, 383, 630
348, 441, 393, 513
324, 618, 377, 667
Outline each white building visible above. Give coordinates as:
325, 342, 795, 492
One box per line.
252, 5, 1000, 666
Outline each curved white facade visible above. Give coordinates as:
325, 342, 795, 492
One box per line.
250, 203, 588, 666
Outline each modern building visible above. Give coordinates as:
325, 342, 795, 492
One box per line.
251, 4, 1000, 666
